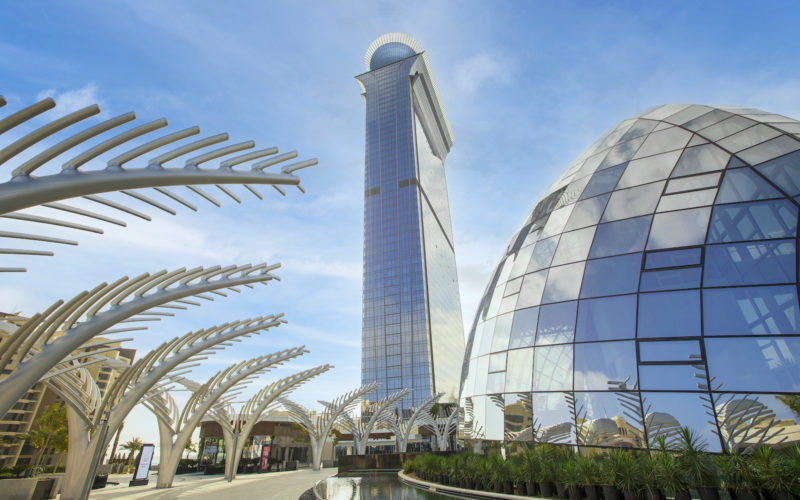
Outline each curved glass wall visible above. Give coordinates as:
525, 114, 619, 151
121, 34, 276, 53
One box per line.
460, 104, 800, 452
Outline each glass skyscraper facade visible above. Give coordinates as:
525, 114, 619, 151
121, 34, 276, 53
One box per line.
460, 104, 800, 452
356, 33, 465, 409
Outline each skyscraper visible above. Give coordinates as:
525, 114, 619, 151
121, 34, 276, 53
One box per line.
356, 33, 465, 409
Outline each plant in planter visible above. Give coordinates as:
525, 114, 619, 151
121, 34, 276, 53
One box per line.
511, 454, 528, 495
718, 452, 758, 500
650, 437, 690, 500
749, 445, 795, 500
488, 453, 513, 493
575, 454, 602, 500
522, 448, 542, 497
553, 448, 575, 500
463, 453, 482, 490
538, 445, 560, 498
675, 427, 719, 500
640, 453, 666, 500
559, 458, 583, 500
600, 448, 641, 500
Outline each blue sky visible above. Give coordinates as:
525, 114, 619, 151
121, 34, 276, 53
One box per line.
2, 1, 800, 451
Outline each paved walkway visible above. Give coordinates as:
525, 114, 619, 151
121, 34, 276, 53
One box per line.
87, 468, 336, 500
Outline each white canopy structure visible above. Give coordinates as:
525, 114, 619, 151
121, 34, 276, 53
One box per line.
382, 393, 443, 453
334, 388, 409, 455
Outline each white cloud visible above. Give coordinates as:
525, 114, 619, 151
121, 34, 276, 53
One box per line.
36, 82, 108, 118
453, 52, 514, 97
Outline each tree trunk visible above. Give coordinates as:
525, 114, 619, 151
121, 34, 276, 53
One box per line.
32, 434, 52, 475
107, 422, 123, 465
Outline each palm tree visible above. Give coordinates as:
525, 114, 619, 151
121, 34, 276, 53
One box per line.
120, 437, 143, 466
20, 403, 67, 475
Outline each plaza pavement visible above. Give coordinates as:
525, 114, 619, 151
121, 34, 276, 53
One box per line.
86, 468, 336, 500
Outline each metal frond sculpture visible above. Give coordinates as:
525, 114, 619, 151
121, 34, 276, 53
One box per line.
381, 392, 443, 453
144, 348, 307, 489
422, 404, 462, 451
335, 388, 409, 455
0, 262, 279, 419
58, 315, 285, 500
280, 382, 378, 470
0, 94, 317, 272
210, 364, 332, 481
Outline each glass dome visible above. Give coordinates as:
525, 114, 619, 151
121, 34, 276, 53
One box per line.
459, 104, 800, 453
369, 41, 417, 70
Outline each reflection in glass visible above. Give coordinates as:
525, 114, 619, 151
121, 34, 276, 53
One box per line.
542, 262, 585, 303
575, 392, 645, 448
617, 150, 682, 189
639, 340, 701, 362
565, 193, 609, 231
704, 240, 796, 286
590, 216, 651, 258
706, 337, 800, 392
536, 301, 577, 345
713, 393, 800, 453
642, 392, 721, 452
638, 290, 701, 337
716, 168, 782, 203
553, 226, 596, 265
574, 341, 637, 391
645, 247, 702, 269
576, 295, 636, 341
639, 365, 703, 391
504, 393, 533, 442
533, 345, 573, 391
505, 348, 534, 392
671, 143, 730, 177
581, 253, 641, 298
640, 267, 702, 291
703, 285, 800, 336
509, 306, 538, 348
516, 269, 548, 309
647, 207, 711, 250
527, 237, 560, 273
603, 182, 665, 221
756, 149, 800, 196
580, 163, 626, 200
491, 313, 513, 353
707, 199, 797, 243
532, 392, 575, 444
739, 135, 800, 167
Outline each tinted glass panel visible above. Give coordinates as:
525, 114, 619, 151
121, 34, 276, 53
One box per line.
703, 285, 800, 335
603, 181, 665, 222
617, 150, 682, 189
639, 340, 701, 362
565, 195, 610, 232
579, 163, 627, 200
671, 143, 730, 177
706, 337, 800, 392
552, 226, 596, 265
516, 269, 548, 309
505, 348, 534, 393
703, 240, 796, 286
542, 262, 585, 303
589, 216, 651, 259
532, 344, 573, 391
713, 393, 800, 452
665, 172, 721, 193
717, 123, 782, 152
716, 168, 783, 203
647, 207, 711, 250
738, 135, 800, 166
700, 115, 757, 141
642, 392, 721, 452
638, 290, 701, 337
486, 372, 505, 394
639, 366, 704, 391
478, 317, 496, 356
598, 136, 647, 170
707, 199, 797, 242
532, 392, 575, 444
657, 189, 717, 212
574, 341, 637, 391
755, 149, 800, 196
541, 205, 575, 238
633, 127, 692, 158
536, 301, 577, 345
509, 306, 538, 348
576, 391, 645, 448
645, 247, 702, 269
527, 236, 559, 273
489, 352, 507, 372
640, 267, 702, 291
581, 253, 641, 298
576, 294, 636, 341
491, 313, 513, 353
504, 393, 533, 441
